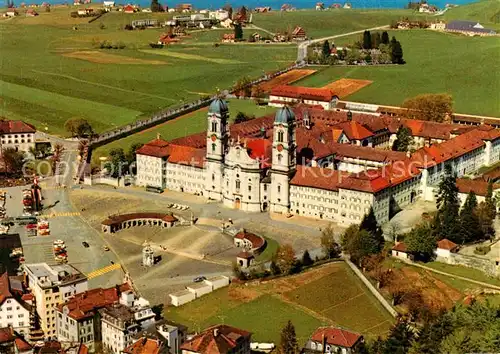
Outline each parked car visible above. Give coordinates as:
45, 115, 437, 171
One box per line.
103, 246, 110, 252
82, 241, 90, 248
193, 276, 206, 283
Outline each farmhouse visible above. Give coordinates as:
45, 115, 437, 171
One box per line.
291, 26, 306, 40
435, 238, 458, 259
0, 119, 36, 153
220, 18, 233, 28
4, 8, 18, 17
122, 4, 135, 13
25, 8, 38, 16
445, 20, 497, 36
180, 324, 251, 354
303, 326, 364, 354
315, 2, 325, 10
391, 242, 410, 260
135, 100, 500, 225
269, 85, 339, 110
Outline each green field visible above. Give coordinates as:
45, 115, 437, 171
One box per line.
295, 30, 500, 115
252, 9, 429, 38
165, 262, 394, 343
441, 0, 500, 30
92, 98, 277, 162
423, 261, 500, 287
0, 7, 295, 136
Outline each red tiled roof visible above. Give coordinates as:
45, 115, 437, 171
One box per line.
0, 272, 13, 305
124, 338, 162, 354
21, 293, 33, 301
0, 120, 36, 134
437, 238, 457, 251
14, 337, 32, 352
76, 343, 89, 354
123, 4, 134, 11
57, 284, 131, 320
234, 231, 265, 249
456, 178, 500, 197
136, 139, 169, 158
330, 143, 407, 163
0, 327, 14, 344
102, 213, 178, 226
180, 324, 251, 354
310, 326, 363, 349
292, 26, 305, 35
333, 121, 374, 140
270, 85, 335, 102
392, 242, 408, 252
167, 145, 205, 168
290, 166, 348, 191
246, 138, 272, 168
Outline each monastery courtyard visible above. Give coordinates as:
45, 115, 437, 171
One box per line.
70, 185, 341, 304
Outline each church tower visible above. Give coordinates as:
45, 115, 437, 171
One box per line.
270, 106, 296, 214
205, 98, 229, 200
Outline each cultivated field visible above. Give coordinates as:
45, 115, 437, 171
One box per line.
165, 262, 394, 342
0, 7, 295, 136
257, 69, 317, 92
322, 78, 373, 98
295, 30, 500, 115
92, 98, 277, 162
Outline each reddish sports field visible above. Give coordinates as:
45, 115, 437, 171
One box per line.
258, 69, 317, 92
322, 78, 373, 98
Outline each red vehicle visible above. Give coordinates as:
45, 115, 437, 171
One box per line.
23, 199, 32, 207
25, 223, 37, 230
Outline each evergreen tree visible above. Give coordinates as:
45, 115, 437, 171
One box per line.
278, 321, 299, 354
321, 224, 341, 258
360, 207, 384, 251
322, 39, 330, 58
372, 31, 381, 49
485, 181, 496, 217
150, 0, 161, 12
362, 30, 372, 49
459, 192, 482, 243
390, 37, 404, 64
476, 201, 496, 241
381, 31, 389, 45
234, 23, 243, 40
392, 125, 412, 152
382, 319, 416, 354
434, 165, 461, 242
301, 250, 313, 266
405, 223, 437, 261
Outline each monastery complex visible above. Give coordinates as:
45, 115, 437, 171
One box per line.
136, 99, 500, 225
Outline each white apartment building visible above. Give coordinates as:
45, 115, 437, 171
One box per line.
0, 120, 36, 152
24, 263, 88, 340
135, 100, 500, 226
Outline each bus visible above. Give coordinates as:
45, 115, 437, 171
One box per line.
145, 185, 164, 194
15, 216, 37, 225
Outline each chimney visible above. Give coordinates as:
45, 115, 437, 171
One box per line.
115, 284, 121, 297
322, 333, 326, 354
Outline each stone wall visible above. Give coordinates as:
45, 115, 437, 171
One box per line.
445, 253, 499, 277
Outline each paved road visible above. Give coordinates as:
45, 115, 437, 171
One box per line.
296, 25, 390, 62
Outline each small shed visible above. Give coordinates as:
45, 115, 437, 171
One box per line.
237, 251, 255, 268
436, 238, 458, 259
204, 275, 230, 290
391, 242, 409, 260
169, 289, 195, 307
186, 282, 213, 298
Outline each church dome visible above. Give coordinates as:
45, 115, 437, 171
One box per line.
209, 98, 228, 114
274, 106, 295, 124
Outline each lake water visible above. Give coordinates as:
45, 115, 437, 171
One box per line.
9, 0, 479, 10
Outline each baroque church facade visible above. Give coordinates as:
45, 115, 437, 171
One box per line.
136, 98, 500, 225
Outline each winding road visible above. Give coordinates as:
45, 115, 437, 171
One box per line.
296, 25, 390, 62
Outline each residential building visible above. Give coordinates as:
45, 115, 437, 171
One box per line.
180, 324, 251, 354
291, 26, 306, 40
123, 337, 165, 354
0, 120, 36, 153
0, 327, 33, 353
269, 85, 339, 110
127, 320, 187, 354
303, 326, 364, 353
56, 284, 152, 353
0, 273, 32, 336
445, 20, 497, 36
221, 33, 235, 43
24, 263, 88, 340
135, 100, 500, 226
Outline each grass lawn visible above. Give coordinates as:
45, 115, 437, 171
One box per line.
92, 99, 277, 163
165, 262, 394, 343
423, 261, 500, 287
0, 8, 294, 136
252, 9, 429, 38
441, 0, 500, 30
295, 30, 500, 116
255, 236, 279, 263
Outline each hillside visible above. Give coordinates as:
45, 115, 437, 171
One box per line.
442, 0, 500, 30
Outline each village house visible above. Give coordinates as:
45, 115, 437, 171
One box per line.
255, 6, 271, 12
435, 238, 459, 260
302, 326, 364, 354
418, 3, 437, 13
281, 3, 295, 11
315, 2, 325, 10
0, 327, 33, 353
220, 18, 233, 28
103, 1, 115, 8
269, 85, 339, 110
0, 273, 33, 336
122, 4, 136, 13
180, 324, 251, 354
445, 20, 497, 36
0, 119, 36, 153
135, 100, 500, 226
430, 21, 446, 30
176, 3, 192, 12
3, 8, 18, 17
221, 33, 235, 43
25, 9, 38, 16
291, 25, 306, 40
123, 337, 165, 354
391, 242, 410, 260
209, 9, 229, 20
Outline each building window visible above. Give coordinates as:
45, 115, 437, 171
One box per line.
248, 185, 251, 192
211, 121, 218, 132
277, 131, 284, 142
277, 185, 281, 194
277, 154, 282, 163
236, 180, 241, 190
212, 174, 215, 182
264, 184, 267, 192
212, 144, 216, 153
